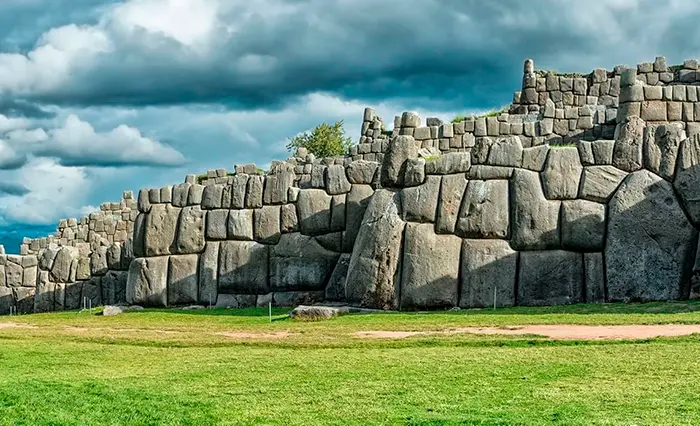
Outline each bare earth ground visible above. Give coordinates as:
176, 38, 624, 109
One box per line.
4, 321, 700, 340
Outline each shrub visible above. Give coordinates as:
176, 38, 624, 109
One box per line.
286, 121, 353, 157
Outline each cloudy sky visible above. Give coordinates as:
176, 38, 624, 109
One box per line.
0, 0, 699, 252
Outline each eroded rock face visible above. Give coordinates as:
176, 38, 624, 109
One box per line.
518, 251, 584, 306
126, 257, 169, 307
381, 135, 418, 187
345, 189, 405, 310
456, 180, 509, 239
218, 241, 270, 294
510, 169, 561, 250
606, 170, 697, 302
612, 115, 645, 172
541, 147, 582, 200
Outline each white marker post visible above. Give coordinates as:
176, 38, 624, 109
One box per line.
493, 286, 497, 310
269, 300, 272, 323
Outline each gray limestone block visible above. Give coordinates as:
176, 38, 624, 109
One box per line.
269, 233, 340, 292
325, 253, 352, 302
518, 250, 584, 306
34, 272, 55, 313
273, 291, 325, 308
643, 124, 683, 181
206, 209, 229, 240
401, 111, 421, 128
345, 189, 405, 310
133, 213, 146, 258
148, 188, 161, 204
510, 169, 561, 250
326, 165, 352, 195
144, 204, 180, 256
167, 254, 199, 306
425, 152, 471, 175
254, 205, 282, 244
456, 180, 509, 239
13, 287, 35, 314
486, 136, 523, 167
297, 189, 332, 236
459, 239, 517, 308
585, 253, 606, 303
579, 166, 628, 203
466, 166, 514, 180
227, 209, 254, 241
434, 174, 467, 234
346, 160, 378, 185
245, 176, 264, 209
187, 184, 205, 206
403, 158, 426, 187
672, 133, 700, 225
101, 270, 128, 306
4, 260, 22, 288
591, 140, 614, 165
90, 246, 109, 276
280, 204, 299, 233
577, 141, 595, 165
107, 243, 122, 270
137, 189, 151, 214
311, 165, 327, 189
175, 206, 206, 254
472, 137, 493, 164
400, 223, 461, 310
201, 184, 224, 209
541, 147, 583, 200
561, 200, 606, 251
22, 265, 37, 288
521, 145, 549, 171
231, 174, 249, 209
198, 242, 219, 305
63, 281, 83, 310
218, 240, 269, 294
330, 195, 346, 232
126, 257, 169, 307
606, 170, 697, 302
381, 135, 418, 187
263, 170, 295, 205
0, 286, 13, 314
160, 186, 173, 204
401, 175, 440, 223
640, 101, 667, 121
315, 232, 343, 253
342, 185, 375, 253
51, 246, 78, 283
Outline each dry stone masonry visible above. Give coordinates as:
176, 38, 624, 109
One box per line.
3, 56, 700, 314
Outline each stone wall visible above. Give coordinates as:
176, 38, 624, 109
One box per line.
4, 55, 700, 314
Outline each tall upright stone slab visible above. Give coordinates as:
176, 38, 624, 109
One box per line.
126, 257, 169, 307
518, 251, 584, 306
460, 239, 517, 308
345, 189, 405, 310
218, 241, 269, 294
606, 170, 697, 301
381, 136, 418, 187
269, 233, 340, 291
510, 169, 561, 250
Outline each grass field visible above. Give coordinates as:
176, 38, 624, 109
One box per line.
2, 301, 700, 425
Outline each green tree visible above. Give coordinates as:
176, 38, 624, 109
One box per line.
286, 121, 353, 157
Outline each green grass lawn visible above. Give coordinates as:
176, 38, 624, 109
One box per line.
2, 301, 700, 425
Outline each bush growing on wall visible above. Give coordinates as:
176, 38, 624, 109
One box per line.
286, 121, 353, 157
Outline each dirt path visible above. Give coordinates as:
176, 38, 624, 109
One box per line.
355, 324, 700, 340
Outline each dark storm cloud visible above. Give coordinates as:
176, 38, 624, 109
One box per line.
8, 0, 699, 113
0, 98, 55, 119
0, 182, 29, 196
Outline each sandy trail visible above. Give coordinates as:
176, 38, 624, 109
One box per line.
355, 324, 700, 340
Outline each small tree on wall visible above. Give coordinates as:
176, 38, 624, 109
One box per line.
286, 121, 353, 157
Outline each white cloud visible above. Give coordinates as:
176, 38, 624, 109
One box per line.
0, 139, 26, 169
38, 114, 186, 167
0, 158, 93, 224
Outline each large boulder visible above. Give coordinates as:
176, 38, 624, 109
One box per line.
198, 242, 219, 305
643, 124, 683, 181
435, 174, 468, 234
325, 253, 352, 301
381, 135, 418, 187
228, 209, 254, 240
560, 200, 606, 251
345, 189, 406, 310
606, 170, 697, 301
126, 257, 169, 307
206, 209, 229, 240
263, 165, 295, 204
101, 270, 128, 306
400, 223, 461, 309
612, 115, 645, 172
342, 185, 375, 252
578, 166, 628, 203
175, 206, 206, 254
425, 152, 471, 175
518, 251, 584, 306
218, 241, 270, 294
510, 169, 561, 250
326, 164, 352, 195
346, 160, 378, 184
401, 175, 440, 223
456, 179, 509, 239
486, 136, 523, 167
673, 133, 700, 225
269, 233, 340, 291
167, 254, 199, 305
254, 205, 281, 244
541, 147, 582, 199
297, 189, 332, 236
460, 239, 517, 308
144, 204, 180, 256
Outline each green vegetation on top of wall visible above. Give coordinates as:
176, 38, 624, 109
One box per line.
452, 105, 509, 123
287, 121, 353, 158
